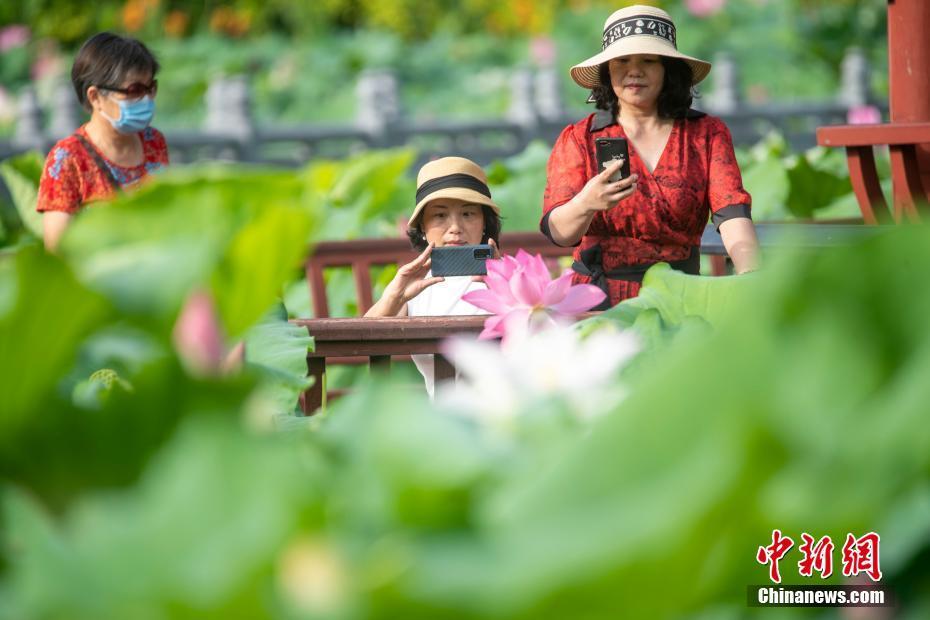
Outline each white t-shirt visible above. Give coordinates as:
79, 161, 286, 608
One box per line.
406, 274, 488, 398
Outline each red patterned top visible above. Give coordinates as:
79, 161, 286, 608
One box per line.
541, 109, 751, 306
36, 125, 169, 214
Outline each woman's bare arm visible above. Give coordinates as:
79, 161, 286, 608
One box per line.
718, 217, 760, 274
43, 212, 73, 252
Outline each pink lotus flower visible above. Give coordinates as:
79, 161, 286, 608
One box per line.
685, 0, 726, 18
173, 290, 226, 376
530, 36, 557, 68
0, 25, 30, 52
462, 250, 606, 343
847, 105, 882, 125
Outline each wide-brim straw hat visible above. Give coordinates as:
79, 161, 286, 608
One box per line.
408, 156, 500, 228
570, 4, 711, 89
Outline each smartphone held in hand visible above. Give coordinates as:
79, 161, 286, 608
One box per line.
430, 244, 493, 277
595, 137, 631, 182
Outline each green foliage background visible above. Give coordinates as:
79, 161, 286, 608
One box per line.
0, 0, 889, 131
1, 170, 928, 615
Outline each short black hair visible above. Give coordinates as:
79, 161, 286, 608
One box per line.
71, 32, 160, 112
589, 57, 696, 120
406, 204, 502, 251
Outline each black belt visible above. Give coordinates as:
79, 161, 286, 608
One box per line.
572, 245, 700, 310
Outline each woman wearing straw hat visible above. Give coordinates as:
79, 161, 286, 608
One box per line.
365, 157, 502, 395
541, 5, 759, 307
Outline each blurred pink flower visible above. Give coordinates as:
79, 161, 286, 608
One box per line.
530, 36, 557, 67
30, 40, 63, 81
847, 105, 882, 125
462, 250, 606, 344
685, 0, 727, 18
173, 290, 226, 376
0, 25, 30, 52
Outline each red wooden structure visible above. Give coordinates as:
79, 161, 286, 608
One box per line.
305, 232, 577, 318
816, 0, 930, 223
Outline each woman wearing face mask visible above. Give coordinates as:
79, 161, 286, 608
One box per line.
36, 32, 167, 250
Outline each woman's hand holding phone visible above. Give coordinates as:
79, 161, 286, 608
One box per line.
470, 238, 500, 284
575, 161, 639, 213
382, 243, 444, 306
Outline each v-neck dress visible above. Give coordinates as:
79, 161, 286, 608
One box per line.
541, 108, 751, 306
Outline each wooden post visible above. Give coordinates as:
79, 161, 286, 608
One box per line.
302, 357, 326, 414
707, 52, 741, 114
508, 68, 538, 129
434, 354, 456, 386
13, 87, 45, 151
204, 75, 255, 161
534, 66, 563, 122
838, 47, 871, 108
355, 70, 402, 147
48, 80, 82, 139
887, 0, 930, 206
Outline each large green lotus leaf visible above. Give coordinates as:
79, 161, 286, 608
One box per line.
1, 351, 260, 511
243, 302, 314, 417
425, 226, 930, 618
785, 153, 853, 218
1, 415, 321, 619
740, 155, 790, 221
337, 227, 930, 619
595, 263, 755, 333
0, 151, 44, 238
317, 377, 496, 534
59, 164, 320, 334
0, 246, 110, 438
211, 201, 314, 336
314, 149, 416, 240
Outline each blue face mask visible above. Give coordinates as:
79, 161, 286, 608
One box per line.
103, 96, 155, 134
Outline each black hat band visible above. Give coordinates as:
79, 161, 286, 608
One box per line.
602, 14, 677, 51
415, 173, 492, 206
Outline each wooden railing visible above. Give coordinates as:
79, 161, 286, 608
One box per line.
817, 123, 930, 223
816, 0, 930, 225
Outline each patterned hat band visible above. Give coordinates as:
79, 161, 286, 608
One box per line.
602, 14, 677, 51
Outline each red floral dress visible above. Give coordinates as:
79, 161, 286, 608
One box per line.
36, 125, 169, 214
541, 108, 751, 307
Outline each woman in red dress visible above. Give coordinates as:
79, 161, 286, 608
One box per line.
541, 4, 759, 307
36, 32, 168, 250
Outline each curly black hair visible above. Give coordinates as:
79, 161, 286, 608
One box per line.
589, 57, 696, 120
406, 204, 502, 252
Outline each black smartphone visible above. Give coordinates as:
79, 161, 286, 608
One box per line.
430, 244, 493, 277
595, 137, 631, 182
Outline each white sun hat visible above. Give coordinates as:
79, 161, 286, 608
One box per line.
570, 4, 712, 89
